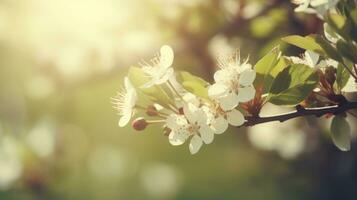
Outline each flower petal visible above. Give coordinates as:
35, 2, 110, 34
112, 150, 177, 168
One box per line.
199, 125, 214, 144
118, 113, 131, 127
189, 135, 203, 154
218, 92, 239, 111
160, 45, 174, 68
213, 70, 226, 83
124, 76, 134, 91
211, 116, 228, 134
208, 83, 229, 99
239, 69, 256, 86
227, 109, 245, 126
305, 50, 319, 67
237, 86, 255, 102
183, 93, 200, 107
169, 131, 186, 146
183, 103, 199, 124
155, 67, 174, 85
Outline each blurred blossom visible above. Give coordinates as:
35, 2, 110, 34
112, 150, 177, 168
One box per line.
242, 1, 264, 19
248, 104, 306, 159
26, 119, 56, 158
87, 145, 137, 181
0, 135, 23, 189
221, 0, 240, 18
3, 0, 163, 81
25, 74, 55, 99
140, 163, 182, 199
208, 35, 235, 60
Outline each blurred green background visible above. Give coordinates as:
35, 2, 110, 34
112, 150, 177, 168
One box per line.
0, 0, 356, 199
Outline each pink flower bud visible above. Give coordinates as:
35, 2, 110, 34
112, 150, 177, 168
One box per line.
146, 105, 158, 116
132, 118, 148, 131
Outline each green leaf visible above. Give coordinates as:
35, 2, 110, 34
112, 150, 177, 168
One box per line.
267, 64, 319, 106
326, 12, 350, 40
349, 9, 357, 26
128, 67, 173, 107
254, 47, 288, 93
336, 39, 357, 63
315, 35, 343, 62
330, 114, 351, 151
281, 35, 325, 55
177, 71, 209, 99
250, 16, 276, 38
336, 63, 351, 90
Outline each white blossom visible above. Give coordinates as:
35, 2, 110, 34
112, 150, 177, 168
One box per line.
203, 104, 245, 134
140, 45, 175, 88
113, 77, 138, 127
292, 0, 339, 17
0, 136, 23, 189
287, 50, 338, 69
208, 52, 256, 111
166, 103, 215, 154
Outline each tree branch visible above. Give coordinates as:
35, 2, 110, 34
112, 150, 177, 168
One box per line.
243, 101, 357, 127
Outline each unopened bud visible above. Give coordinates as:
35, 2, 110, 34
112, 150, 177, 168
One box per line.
163, 127, 171, 136
132, 118, 148, 131
178, 107, 184, 115
146, 105, 159, 116
325, 66, 336, 85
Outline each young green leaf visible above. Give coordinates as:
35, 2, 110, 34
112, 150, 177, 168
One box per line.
326, 12, 351, 40
315, 35, 343, 62
267, 64, 319, 106
336, 63, 351, 90
330, 114, 351, 151
336, 39, 357, 63
128, 67, 173, 107
254, 47, 288, 93
177, 71, 209, 99
281, 35, 325, 55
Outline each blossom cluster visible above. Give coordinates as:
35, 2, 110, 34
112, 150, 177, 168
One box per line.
112, 45, 256, 154
292, 0, 339, 17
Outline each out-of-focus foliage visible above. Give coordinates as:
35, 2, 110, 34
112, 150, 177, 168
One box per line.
0, 0, 357, 200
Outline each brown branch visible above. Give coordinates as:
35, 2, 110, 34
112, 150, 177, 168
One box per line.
243, 101, 357, 127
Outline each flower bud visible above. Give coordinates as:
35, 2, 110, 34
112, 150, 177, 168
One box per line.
178, 107, 184, 115
146, 105, 159, 116
132, 117, 148, 131
325, 66, 336, 86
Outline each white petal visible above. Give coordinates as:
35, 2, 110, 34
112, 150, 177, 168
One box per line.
169, 131, 186, 146
166, 114, 187, 130
211, 116, 228, 134
237, 86, 255, 102
160, 45, 174, 68
189, 135, 203, 154
213, 70, 226, 83
154, 67, 174, 85
208, 83, 229, 99
227, 109, 245, 126
183, 93, 200, 107
127, 89, 137, 107
218, 92, 239, 111
311, 0, 328, 7
183, 103, 199, 124
305, 51, 319, 67
124, 76, 134, 91
239, 69, 256, 86
199, 125, 214, 144
118, 113, 131, 127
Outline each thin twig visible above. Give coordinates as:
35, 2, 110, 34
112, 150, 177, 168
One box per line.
243, 101, 357, 127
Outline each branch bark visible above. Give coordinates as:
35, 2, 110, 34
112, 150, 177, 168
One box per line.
243, 101, 357, 127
